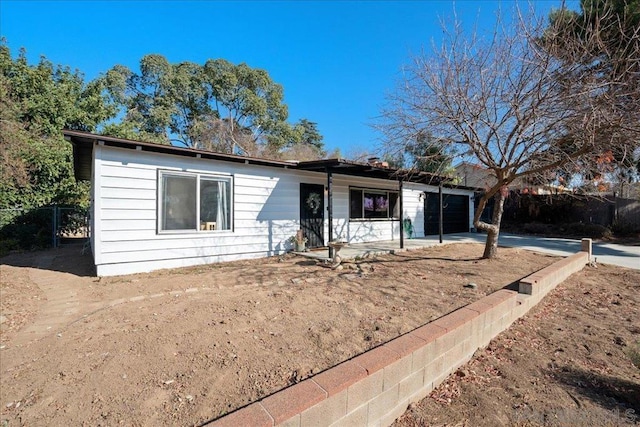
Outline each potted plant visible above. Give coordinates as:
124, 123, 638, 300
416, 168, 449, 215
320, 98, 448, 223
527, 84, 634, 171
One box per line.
289, 229, 308, 252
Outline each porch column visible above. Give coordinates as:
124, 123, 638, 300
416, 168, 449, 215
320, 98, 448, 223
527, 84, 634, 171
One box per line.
327, 168, 334, 258
439, 181, 443, 244
399, 179, 404, 249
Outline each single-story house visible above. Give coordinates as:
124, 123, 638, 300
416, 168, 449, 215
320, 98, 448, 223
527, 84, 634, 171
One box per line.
64, 130, 478, 276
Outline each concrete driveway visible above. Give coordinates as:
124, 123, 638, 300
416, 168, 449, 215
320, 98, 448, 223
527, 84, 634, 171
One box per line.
497, 233, 639, 270
441, 232, 640, 270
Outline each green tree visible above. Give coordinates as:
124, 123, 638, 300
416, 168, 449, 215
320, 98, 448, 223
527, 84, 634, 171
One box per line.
294, 119, 324, 149
105, 55, 310, 157
276, 119, 326, 160
405, 131, 454, 174
381, 131, 454, 174
0, 41, 115, 211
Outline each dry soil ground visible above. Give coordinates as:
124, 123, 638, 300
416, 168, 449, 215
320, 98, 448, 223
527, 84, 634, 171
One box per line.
0, 243, 637, 426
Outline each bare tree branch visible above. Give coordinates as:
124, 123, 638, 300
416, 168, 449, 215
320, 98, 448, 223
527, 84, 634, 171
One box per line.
378, 1, 640, 258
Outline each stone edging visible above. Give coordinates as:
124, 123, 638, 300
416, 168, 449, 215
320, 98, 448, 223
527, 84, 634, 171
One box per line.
209, 239, 592, 427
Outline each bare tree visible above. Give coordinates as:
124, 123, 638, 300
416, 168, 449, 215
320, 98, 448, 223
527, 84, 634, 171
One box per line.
379, 3, 640, 258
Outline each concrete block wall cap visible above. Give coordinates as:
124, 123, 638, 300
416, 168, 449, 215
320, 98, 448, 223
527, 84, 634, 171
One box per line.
260, 379, 327, 425
313, 360, 367, 397
353, 346, 402, 375
411, 323, 447, 342
209, 402, 273, 427
383, 333, 427, 358
465, 299, 494, 315
492, 289, 518, 298
525, 252, 586, 279
432, 307, 479, 332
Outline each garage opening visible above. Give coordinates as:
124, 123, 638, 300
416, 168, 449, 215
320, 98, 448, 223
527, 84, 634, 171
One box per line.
424, 193, 470, 234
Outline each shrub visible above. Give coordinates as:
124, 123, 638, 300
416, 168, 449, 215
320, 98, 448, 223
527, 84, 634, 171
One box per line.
611, 220, 640, 236
583, 223, 612, 239
523, 222, 552, 234
0, 208, 54, 250
0, 238, 19, 256
563, 222, 612, 239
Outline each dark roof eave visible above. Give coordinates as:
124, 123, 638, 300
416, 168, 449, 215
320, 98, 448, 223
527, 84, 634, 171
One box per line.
63, 130, 480, 189
63, 129, 296, 169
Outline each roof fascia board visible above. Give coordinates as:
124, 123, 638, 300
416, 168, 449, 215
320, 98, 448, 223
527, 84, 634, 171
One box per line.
62, 130, 481, 189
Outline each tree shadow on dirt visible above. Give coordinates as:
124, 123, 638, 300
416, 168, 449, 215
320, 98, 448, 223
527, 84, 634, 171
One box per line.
546, 365, 640, 419
1, 244, 95, 277
357, 253, 484, 264
294, 259, 319, 267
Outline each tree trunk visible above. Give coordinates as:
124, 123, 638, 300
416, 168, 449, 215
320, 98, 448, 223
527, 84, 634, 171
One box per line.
482, 191, 506, 259
473, 187, 508, 259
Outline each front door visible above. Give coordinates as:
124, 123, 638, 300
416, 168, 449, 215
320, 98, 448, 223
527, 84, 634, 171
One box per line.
300, 183, 325, 248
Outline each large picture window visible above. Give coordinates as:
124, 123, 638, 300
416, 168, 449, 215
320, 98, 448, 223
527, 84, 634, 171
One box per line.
159, 171, 232, 232
349, 187, 399, 220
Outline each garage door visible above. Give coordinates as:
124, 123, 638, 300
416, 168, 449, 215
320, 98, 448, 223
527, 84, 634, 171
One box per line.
424, 193, 470, 234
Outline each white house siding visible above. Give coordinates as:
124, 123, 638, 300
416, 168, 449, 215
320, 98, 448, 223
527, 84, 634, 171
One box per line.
93, 145, 326, 276
402, 183, 426, 238
91, 145, 476, 276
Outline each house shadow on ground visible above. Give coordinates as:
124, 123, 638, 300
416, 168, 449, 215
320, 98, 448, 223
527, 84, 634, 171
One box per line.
0, 242, 95, 277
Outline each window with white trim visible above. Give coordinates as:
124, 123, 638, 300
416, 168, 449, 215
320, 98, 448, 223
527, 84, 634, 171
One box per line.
349, 187, 399, 220
158, 170, 232, 232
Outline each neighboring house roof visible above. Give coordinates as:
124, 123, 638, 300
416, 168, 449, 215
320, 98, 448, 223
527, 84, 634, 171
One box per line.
64, 130, 480, 190
454, 162, 498, 189
453, 161, 571, 194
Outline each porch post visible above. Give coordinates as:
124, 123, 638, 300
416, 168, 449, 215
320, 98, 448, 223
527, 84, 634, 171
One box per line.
399, 178, 404, 249
439, 181, 443, 244
327, 168, 334, 259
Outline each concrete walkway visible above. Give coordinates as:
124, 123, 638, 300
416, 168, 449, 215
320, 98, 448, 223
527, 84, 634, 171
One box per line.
300, 232, 640, 270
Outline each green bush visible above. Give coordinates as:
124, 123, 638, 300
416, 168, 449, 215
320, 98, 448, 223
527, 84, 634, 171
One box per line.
561, 222, 612, 238
0, 208, 54, 250
611, 220, 640, 236
0, 238, 19, 256
519, 221, 613, 239
523, 222, 553, 234
586, 223, 612, 239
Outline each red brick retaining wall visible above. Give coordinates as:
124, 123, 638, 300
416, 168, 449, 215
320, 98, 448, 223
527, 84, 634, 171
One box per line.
211, 239, 592, 427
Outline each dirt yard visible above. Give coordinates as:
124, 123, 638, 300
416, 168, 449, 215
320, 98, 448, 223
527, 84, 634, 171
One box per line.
0, 243, 552, 426
0, 243, 636, 427
396, 263, 640, 427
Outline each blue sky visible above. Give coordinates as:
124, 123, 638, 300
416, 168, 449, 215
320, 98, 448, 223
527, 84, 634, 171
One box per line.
0, 0, 572, 156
